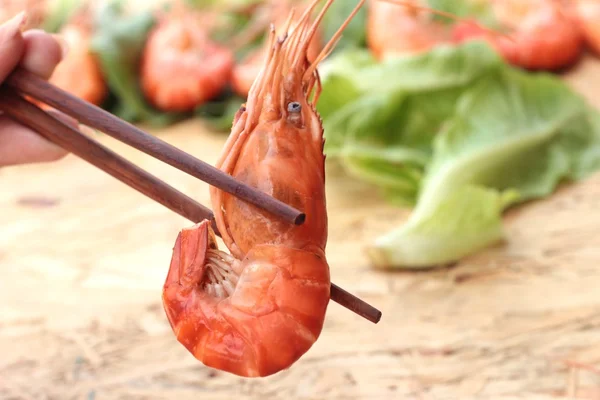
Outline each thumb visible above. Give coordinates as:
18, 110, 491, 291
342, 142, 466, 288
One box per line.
0, 12, 26, 83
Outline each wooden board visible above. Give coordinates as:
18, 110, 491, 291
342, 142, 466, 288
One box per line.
2, 56, 600, 399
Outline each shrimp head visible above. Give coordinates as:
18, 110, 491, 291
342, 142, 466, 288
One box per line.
210, 0, 365, 259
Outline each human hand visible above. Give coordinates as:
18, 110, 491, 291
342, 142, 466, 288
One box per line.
0, 12, 74, 167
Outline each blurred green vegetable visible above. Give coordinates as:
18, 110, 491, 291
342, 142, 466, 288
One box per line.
318, 41, 502, 205
195, 94, 245, 131
318, 41, 600, 268
321, 0, 367, 53
43, 0, 85, 33
425, 0, 499, 28
186, 0, 263, 9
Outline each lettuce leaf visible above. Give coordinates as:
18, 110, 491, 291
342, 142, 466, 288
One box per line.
318, 41, 502, 205
315, 39, 600, 268
367, 67, 600, 268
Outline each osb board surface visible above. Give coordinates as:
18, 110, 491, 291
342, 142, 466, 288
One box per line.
2, 57, 600, 399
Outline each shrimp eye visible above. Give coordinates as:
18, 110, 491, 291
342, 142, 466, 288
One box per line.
287, 102, 302, 113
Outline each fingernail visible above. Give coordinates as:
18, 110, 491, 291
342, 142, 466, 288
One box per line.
51, 34, 70, 59
3, 11, 27, 38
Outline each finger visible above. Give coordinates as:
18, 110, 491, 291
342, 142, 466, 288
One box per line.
0, 118, 66, 166
20, 29, 67, 79
0, 12, 26, 82
0, 111, 78, 167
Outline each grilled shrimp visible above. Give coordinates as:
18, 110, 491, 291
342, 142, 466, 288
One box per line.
162, 0, 365, 377
366, 0, 450, 60
139, 7, 234, 112
452, 0, 585, 70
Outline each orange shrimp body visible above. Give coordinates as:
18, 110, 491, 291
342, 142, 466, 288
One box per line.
49, 23, 108, 106
230, 0, 323, 98
573, 0, 600, 56
162, 0, 365, 377
366, 0, 450, 60
140, 11, 234, 112
452, 0, 585, 70
163, 221, 330, 377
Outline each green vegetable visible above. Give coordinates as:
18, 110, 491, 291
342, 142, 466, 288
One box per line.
425, 0, 499, 28
369, 68, 600, 268
195, 94, 245, 131
89, 1, 186, 127
321, 0, 367, 53
317, 41, 600, 268
186, 0, 263, 9
43, 0, 85, 33
318, 41, 502, 205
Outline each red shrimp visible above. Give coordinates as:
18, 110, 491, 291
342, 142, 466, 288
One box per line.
162, 0, 365, 377
452, 0, 585, 70
139, 7, 235, 112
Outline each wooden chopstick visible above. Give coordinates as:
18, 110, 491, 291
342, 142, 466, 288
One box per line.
0, 87, 382, 325
0, 86, 218, 231
5, 68, 305, 226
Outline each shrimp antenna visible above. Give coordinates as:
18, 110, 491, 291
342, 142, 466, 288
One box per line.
303, 0, 366, 81
376, 0, 515, 43
291, 0, 336, 67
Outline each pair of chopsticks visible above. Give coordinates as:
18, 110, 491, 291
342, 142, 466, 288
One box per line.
0, 67, 382, 324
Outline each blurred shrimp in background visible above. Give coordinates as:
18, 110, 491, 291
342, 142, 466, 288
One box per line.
366, 0, 451, 59
47, 6, 108, 106
364, 0, 593, 71
571, 0, 600, 56
452, 0, 586, 70
139, 4, 235, 112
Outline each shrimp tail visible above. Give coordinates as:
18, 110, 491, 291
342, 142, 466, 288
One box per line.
163, 220, 257, 376
162, 221, 331, 377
